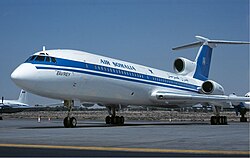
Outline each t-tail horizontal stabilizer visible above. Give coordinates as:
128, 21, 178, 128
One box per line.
172, 36, 250, 50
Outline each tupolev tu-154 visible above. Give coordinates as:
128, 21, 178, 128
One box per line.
11, 36, 250, 127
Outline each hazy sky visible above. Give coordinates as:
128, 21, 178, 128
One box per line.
0, 0, 249, 106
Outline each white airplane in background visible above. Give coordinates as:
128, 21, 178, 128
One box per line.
11, 36, 250, 127
0, 89, 30, 119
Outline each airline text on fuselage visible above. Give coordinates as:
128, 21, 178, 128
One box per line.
100, 59, 136, 71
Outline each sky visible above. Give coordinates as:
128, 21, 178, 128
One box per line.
0, 0, 249, 106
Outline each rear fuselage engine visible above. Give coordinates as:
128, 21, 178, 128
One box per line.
173, 57, 196, 76
200, 80, 225, 95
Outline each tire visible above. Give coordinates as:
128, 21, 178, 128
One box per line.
210, 116, 216, 125
70, 117, 77, 128
240, 117, 247, 122
223, 116, 228, 125
105, 116, 111, 124
120, 116, 124, 125
110, 116, 115, 124
219, 116, 224, 125
114, 116, 120, 124
63, 117, 70, 128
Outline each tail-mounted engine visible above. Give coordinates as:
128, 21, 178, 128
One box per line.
200, 80, 224, 95
173, 57, 196, 76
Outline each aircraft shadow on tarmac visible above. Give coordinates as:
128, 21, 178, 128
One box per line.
19, 122, 209, 129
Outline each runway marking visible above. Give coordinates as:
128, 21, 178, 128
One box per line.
0, 143, 248, 155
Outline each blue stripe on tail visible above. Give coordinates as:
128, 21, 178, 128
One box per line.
193, 45, 213, 81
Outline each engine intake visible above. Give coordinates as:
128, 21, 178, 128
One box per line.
201, 80, 224, 95
173, 57, 196, 75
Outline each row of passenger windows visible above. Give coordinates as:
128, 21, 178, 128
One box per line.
92, 65, 145, 79
85, 63, 191, 88
152, 77, 187, 87
26, 55, 57, 63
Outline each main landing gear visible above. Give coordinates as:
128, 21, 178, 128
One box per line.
63, 100, 77, 128
210, 106, 227, 125
105, 106, 125, 125
239, 108, 248, 122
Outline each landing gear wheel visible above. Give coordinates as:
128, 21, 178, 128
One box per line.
210, 116, 216, 125
114, 116, 120, 124
105, 116, 124, 125
240, 117, 247, 122
70, 117, 77, 127
105, 116, 111, 124
210, 116, 227, 125
63, 117, 77, 128
120, 116, 124, 125
240, 109, 247, 122
0, 116, 3, 120
105, 116, 125, 125
64, 117, 71, 128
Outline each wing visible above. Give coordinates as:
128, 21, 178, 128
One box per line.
151, 91, 250, 107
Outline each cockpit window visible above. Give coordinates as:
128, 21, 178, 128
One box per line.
51, 57, 56, 63
30, 55, 36, 61
45, 57, 50, 62
25, 55, 36, 62
25, 55, 56, 63
35, 56, 45, 61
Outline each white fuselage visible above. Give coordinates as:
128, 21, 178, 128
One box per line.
11, 49, 203, 108
1, 100, 28, 108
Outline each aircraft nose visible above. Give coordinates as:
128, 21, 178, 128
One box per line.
11, 63, 37, 88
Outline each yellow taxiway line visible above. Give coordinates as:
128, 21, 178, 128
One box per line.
0, 143, 249, 155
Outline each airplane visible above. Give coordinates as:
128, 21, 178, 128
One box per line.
10, 36, 250, 127
0, 89, 30, 119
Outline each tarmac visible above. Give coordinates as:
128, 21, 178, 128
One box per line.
0, 118, 249, 157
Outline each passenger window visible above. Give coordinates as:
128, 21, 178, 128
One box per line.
35, 56, 45, 61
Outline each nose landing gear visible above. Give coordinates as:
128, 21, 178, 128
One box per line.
63, 100, 77, 128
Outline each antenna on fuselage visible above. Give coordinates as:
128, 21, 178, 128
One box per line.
43, 46, 46, 51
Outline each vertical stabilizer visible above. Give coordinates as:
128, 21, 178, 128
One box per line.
17, 89, 27, 104
172, 36, 250, 81
193, 45, 213, 81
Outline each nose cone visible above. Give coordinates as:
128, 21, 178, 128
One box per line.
11, 63, 37, 89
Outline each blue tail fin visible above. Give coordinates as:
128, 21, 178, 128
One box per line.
193, 45, 213, 81
172, 36, 250, 81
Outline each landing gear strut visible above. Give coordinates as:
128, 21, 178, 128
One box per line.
210, 106, 227, 125
105, 106, 124, 125
240, 108, 247, 122
63, 100, 77, 128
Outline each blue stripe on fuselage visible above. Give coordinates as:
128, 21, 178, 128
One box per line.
26, 57, 199, 93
